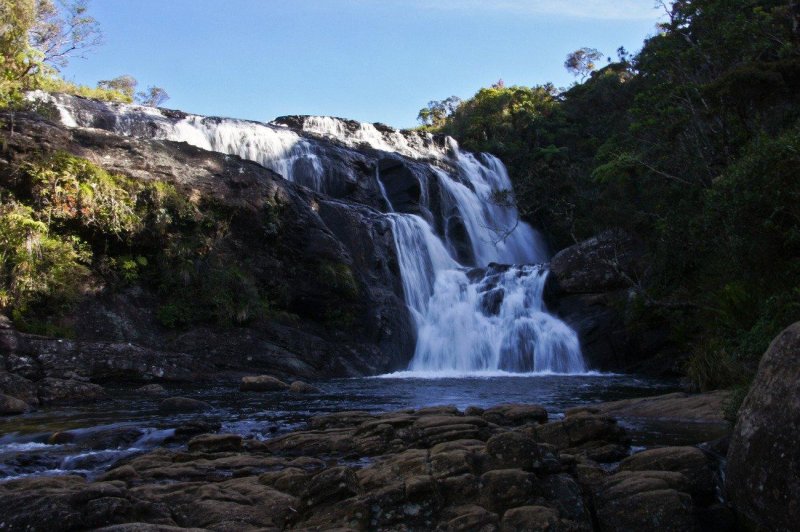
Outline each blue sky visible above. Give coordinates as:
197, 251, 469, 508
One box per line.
60, 1, 663, 128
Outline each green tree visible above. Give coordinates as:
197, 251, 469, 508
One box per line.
564, 47, 603, 81
136, 85, 169, 107
98, 74, 137, 100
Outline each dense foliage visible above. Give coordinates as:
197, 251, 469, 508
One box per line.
424, 0, 800, 390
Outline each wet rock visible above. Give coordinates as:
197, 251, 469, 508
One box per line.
485, 431, 542, 471
187, 433, 243, 453
135, 383, 167, 396
172, 420, 222, 440
478, 469, 537, 513
302, 466, 360, 506
79, 427, 144, 450
620, 446, 715, 501
289, 380, 320, 393
37, 377, 107, 405
48, 431, 76, 444
594, 470, 699, 531
443, 504, 499, 531
570, 390, 731, 424
727, 321, 800, 531
99, 465, 140, 483
539, 473, 592, 526
482, 403, 548, 426
239, 374, 290, 391
258, 467, 312, 496
0, 371, 39, 406
158, 396, 212, 413
0, 393, 30, 415
309, 410, 374, 429
535, 412, 628, 455
500, 505, 559, 531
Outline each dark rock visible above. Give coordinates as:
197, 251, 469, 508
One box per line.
482, 403, 548, 426
289, 380, 320, 393
136, 383, 167, 396
239, 375, 289, 391
302, 466, 360, 506
37, 378, 107, 405
0, 393, 30, 415
485, 431, 542, 471
187, 433, 243, 453
0, 371, 39, 406
158, 396, 212, 413
79, 427, 144, 450
478, 469, 537, 513
444, 504, 499, 531
594, 470, 699, 531
500, 505, 560, 532
547, 229, 643, 294
172, 420, 222, 439
620, 446, 716, 501
727, 321, 800, 530
535, 412, 628, 452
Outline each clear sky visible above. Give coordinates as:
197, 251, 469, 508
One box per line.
59, 1, 663, 129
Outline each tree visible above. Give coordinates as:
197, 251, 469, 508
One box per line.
136, 86, 169, 107
28, 0, 102, 71
97, 74, 137, 100
564, 47, 603, 81
0, 0, 38, 107
417, 95, 461, 127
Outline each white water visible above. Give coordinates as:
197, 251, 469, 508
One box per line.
32, 92, 586, 375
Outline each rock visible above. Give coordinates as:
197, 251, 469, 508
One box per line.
37, 378, 107, 405
485, 431, 542, 471
594, 470, 699, 531
158, 396, 212, 413
547, 229, 642, 294
135, 383, 167, 396
302, 466, 360, 506
478, 469, 537, 513
482, 403, 548, 426
187, 433, 243, 453
0, 371, 39, 405
80, 427, 144, 450
239, 375, 289, 392
500, 505, 559, 531
620, 446, 716, 501
172, 420, 222, 439
571, 390, 731, 424
0, 393, 30, 415
444, 504, 499, 531
727, 321, 800, 530
535, 412, 628, 453
289, 380, 320, 393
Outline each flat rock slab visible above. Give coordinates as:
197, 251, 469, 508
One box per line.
568, 390, 731, 424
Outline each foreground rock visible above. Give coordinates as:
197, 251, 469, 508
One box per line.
0, 404, 728, 530
727, 321, 800, 530
0, 393, 30, 415
240, 375, 290, 391
570, 390, 731, 424
158, 396, 212, 413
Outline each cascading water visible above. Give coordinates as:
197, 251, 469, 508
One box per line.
33, 91, 586, 374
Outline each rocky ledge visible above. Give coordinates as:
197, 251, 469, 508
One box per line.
0, 404, 728, 531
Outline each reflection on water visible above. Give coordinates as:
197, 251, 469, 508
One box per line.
0, 374, 686, 481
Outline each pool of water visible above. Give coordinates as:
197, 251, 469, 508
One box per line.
0, 373, 697, 481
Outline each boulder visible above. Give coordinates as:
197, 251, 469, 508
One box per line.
485, 431, 542, 471
547, 229, 642, 294
0, 393, 30, 415
478, 469, 537, 513
482, 403, 548, 426
620, 446, 715, 500
135, 384, 167, 396
187, 433, 243, 453
289, 380, 320, 393
37, 378, 107, 405
239, 375, 289, 392
158, 396, 212, 413
0, 371, 39, 406
727, 322, 800, 530
500, 505, 559, 531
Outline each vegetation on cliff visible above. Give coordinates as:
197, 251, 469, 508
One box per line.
422, 0, 800, 390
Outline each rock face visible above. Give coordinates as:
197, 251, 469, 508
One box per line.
727, 322, 800, 530
545, 230, 676, 374
0, 106, 415, 387
0, 404, 726, 530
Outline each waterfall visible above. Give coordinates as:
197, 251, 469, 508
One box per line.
32, 92, 586, 374
387, 141, 585, 375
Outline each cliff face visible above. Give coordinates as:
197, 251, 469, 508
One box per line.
0, 108, 415, 382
